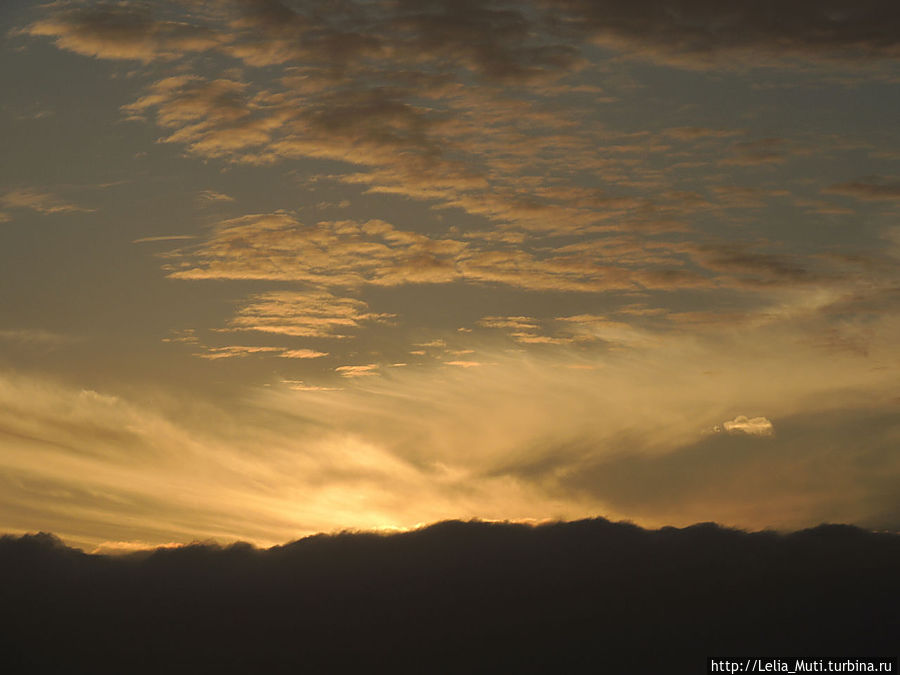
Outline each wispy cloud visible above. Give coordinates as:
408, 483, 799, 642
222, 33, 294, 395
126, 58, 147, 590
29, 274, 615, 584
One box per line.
717, 415, 775, 437
133, 234, 196, 243
0, 329, 73, 347
1, 188, 92, 215
195, 345, 282, 360
335, 364, 379, 378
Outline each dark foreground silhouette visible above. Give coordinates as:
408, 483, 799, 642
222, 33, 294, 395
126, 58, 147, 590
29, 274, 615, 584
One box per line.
1, 519, 897, 674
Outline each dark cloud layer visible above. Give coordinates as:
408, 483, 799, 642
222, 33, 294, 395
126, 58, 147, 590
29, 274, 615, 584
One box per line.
1, 520, 898, 673
544, 0, 900, 67
28, 0, 900, 71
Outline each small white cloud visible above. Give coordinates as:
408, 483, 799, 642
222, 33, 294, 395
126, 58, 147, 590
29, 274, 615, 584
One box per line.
721, 415, 775, 436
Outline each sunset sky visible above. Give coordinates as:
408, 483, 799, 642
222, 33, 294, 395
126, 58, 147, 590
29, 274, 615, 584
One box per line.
1, 0, 898, 552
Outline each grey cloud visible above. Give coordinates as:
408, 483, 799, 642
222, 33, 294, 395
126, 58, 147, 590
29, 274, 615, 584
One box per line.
691, 244, 815, 287
25, 4, 220, 61
721, 138, 787, 166
541, 0, 900, 68
825, 177, 900, 201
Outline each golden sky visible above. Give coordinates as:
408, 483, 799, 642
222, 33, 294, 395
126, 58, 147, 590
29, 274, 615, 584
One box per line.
1, 0, 899, 552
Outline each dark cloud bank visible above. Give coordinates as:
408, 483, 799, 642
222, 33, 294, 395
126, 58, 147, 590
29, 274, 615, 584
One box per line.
2, 519, 898, 673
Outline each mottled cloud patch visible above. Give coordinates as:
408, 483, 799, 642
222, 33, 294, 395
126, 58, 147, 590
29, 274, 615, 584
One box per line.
24, 4, 220, 62
717, 415, 775, 437
164, 214, 464, 286
226, 291, 393, 339
162, 212, 724, 295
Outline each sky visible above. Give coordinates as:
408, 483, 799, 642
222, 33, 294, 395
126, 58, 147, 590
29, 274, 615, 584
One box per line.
1, 0, 898, 552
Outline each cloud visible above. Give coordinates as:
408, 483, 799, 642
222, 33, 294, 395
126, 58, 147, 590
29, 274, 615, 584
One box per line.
542, 0, 900, 68
164, 214, 464, 286
720, 415, 775, 436
195, 345, 282, 360
23, 5, 762, 240
825, 177, 900, 201
478, 316, 540, 332
335, 364, 379, 378
663, 127, 743, 141
0, 329, 73, 347
178, 341, 325, 361
279, 349, 328, 360
1, 521, 896, 671
414, 339, 448, 349
1, 294, 899, 554
444, 360, 482, 368
160, 328, 199, 344
563, 405, 899, 532
0, 189, 92, 215
133, 235, 196, 243
720, 138, 787, 166
280, 379, 341, 392
689, 244, 816, 288
197, 189, 234, 203
225, 290, 393, 339
162, 212, 719, 297
24, 4, 220, 62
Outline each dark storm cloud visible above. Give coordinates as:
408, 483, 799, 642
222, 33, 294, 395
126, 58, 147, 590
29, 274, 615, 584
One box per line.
1, 520, 898, 672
